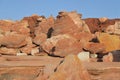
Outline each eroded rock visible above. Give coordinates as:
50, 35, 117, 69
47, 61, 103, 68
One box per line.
48, 55, 91, 80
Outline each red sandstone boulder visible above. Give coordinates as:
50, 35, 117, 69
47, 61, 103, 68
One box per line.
84, 42, 105, 54
0, 32, 27, 48
38, 16, 55, 34
41, 34, 83, 57
0, 47, 18, 55
52, 11, 90, 36
48, 55, 91, 80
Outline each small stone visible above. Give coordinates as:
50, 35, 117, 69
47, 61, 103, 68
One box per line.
31, 47, 39, 56
17, 53, 28, 56
77, 52, 90, 62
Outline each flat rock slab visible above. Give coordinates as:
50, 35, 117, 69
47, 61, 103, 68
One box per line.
0, 56, 63, 80
0, 56, 120, 80
83, 62, 120, 80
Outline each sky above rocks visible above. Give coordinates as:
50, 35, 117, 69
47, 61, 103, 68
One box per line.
0, 0, 119, 20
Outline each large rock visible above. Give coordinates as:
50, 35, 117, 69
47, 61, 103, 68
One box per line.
0, 47, 18, 55
41, 34, 83, 57
0, 56, 63, 80
0, 32, 27, 48
53, 11, 90, 36
96, 32, 120, 52
48, 55, 91, 80
38, 16, 55, 34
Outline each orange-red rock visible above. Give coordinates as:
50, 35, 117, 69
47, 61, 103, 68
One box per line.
53, 11, 90, 36
84, 42, 105, 54
0, 32, 27, 48
41, 34, 83, 57
0, 47, 18, 55
96, 32, 120, 52
48, 55, 91, 80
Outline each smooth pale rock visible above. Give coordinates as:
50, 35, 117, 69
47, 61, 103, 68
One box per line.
17, 53, 28, 56
48, 55, 91, 80
77, 52, 90, 62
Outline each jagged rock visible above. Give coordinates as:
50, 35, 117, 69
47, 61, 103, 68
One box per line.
0, 47, 18, 55
53, 11, 90, 36
96, 32, 120, 52
105, 21, 120, 35
38, 16, 55, 34
48, 55, 91, 80
22, 15, 41, 37
41, 34, 83, 57
84, 18, 116, 33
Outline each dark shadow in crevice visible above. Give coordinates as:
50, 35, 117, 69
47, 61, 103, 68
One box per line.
47, 27, 54, 38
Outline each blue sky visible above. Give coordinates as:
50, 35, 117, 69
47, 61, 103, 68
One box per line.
0, 0, 120, 20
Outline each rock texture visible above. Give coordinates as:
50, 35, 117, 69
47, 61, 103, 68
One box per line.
0, 10, 120, 80
48, 55, 91, 80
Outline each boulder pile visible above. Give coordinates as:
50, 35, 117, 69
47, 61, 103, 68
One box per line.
0, 11, 120, 80
0, 11, 120, 62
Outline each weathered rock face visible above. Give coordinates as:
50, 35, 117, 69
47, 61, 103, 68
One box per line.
0, 47, 18, 55
0, 32, 27, 48
84, 18, 120, 33
22, 15, 42, 38
48, 55, 91, 80
96, 32, 120, 52
105, 21, 120, 35
52, 11, 90, 36
41, 34, 83, 57
84, 42, 105, 54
